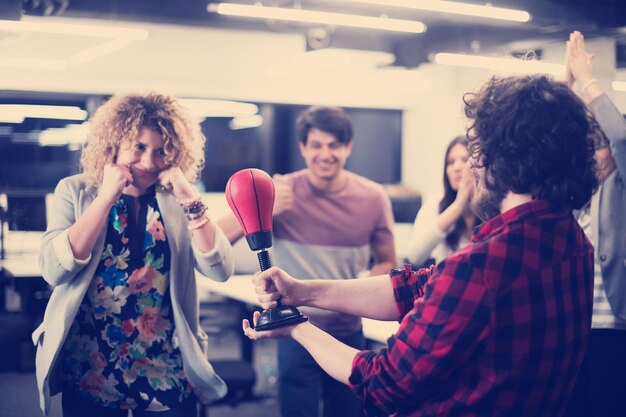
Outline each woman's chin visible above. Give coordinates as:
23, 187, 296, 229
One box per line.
126, 178, 158, 194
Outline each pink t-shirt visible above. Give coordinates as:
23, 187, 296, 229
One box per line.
272, 169, 395, 335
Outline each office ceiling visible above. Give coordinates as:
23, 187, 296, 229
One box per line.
14, 0, 626, 67
1, 0, 625, 159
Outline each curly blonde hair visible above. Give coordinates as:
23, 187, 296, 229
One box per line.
80, 92, 205, 185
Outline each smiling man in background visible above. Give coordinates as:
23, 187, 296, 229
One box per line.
219, 106, 396, 417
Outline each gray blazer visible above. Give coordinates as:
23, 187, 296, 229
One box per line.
589, 94, 626, 320
33, 174, 235, 415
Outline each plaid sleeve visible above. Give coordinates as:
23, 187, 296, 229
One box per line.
349, 255, 492, 416
391, 264, 433, 319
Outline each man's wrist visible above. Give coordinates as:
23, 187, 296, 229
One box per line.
291, 321, 314, 341
300, 280, 318, 308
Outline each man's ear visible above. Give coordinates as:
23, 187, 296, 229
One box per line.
298, 141, 306, 156
345, 141, 353, 156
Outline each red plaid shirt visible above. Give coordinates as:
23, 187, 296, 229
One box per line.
349, 200, 594, 417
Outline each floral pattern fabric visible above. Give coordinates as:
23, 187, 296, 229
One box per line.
62, 188, 190, 411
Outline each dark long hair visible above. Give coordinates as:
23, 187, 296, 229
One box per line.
439, 136, 480, 250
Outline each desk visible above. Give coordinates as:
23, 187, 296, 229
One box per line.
196, 274, 400, 344
0, 259, 401, 344
1, 257, 41, 278
0, 257, 46, 371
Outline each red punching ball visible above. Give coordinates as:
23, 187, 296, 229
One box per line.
224, 168, 307, 331
225, 168, 274, 252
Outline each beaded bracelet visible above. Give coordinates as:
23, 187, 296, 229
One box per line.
183, 200, 206, 215
188, 214, 211, 230
186, 206, 207, 221
177, 195, 202, 207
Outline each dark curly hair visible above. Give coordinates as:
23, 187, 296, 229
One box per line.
296, 106, 353, 145
463, 75, 598, 210
439, 136, 481, 250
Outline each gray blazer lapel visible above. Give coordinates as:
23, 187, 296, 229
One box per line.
157, 191, 183, 298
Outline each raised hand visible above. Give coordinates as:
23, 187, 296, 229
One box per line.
566, 31, 595, 87
454, 162, 475, 209
272, 174, 294, 215
99, 163, 133, 206
158, 166, 198, 201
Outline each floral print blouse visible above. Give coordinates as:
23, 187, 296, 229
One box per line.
62, 187, 191, 411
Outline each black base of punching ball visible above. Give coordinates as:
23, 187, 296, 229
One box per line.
254, 250, 308, 331
254, 306, 308, 331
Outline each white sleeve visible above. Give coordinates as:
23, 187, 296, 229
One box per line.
192, 224, 234, 282
39, 178, 91, 286
401, 198, 448, 266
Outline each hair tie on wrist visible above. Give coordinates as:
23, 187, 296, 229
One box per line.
580, 78, 598, 94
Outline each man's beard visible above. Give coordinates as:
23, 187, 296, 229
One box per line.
471, 186, 506, 222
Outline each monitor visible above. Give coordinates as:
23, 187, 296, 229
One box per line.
6, 195, 47, 232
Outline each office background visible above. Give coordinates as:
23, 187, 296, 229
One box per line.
1, 1, 626, 416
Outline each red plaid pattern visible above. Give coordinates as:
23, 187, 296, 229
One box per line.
349, 200, 594, 417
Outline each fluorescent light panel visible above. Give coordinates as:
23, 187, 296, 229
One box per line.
312, 67, 431, 92
267, 48, 395, 77
612, 81, 626, 91
434, 53, 564, 76
208, 3, 426, 33
39, 123, 90, 146
0, 17, 148, 40
371, 67, 431, 91
0, 105, 87, 124
229, 115, 263, 130
0, 17, 148, 70
179, 99, 258, 118
69, 39, 132, 66
345, 0, 531, 23
0, 57, 67, 71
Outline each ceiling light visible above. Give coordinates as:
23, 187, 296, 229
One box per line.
0, 17, 148, 70
39, 123, 89, 146
0, 57, 67, 71
612, 81, 626, 92
434, 53, 564, 76
345, 0, 531, 23
0, 105, 87, 124
0, 17, 148, 40
309, 67, 431, 92
229, 115, 264, 130
208, 3, 426, 33
369, 67, 431, 91
0, 114, 25, 124
179, 99, 259, 118
266, 48, 395, 77
69, 39, 132, 66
